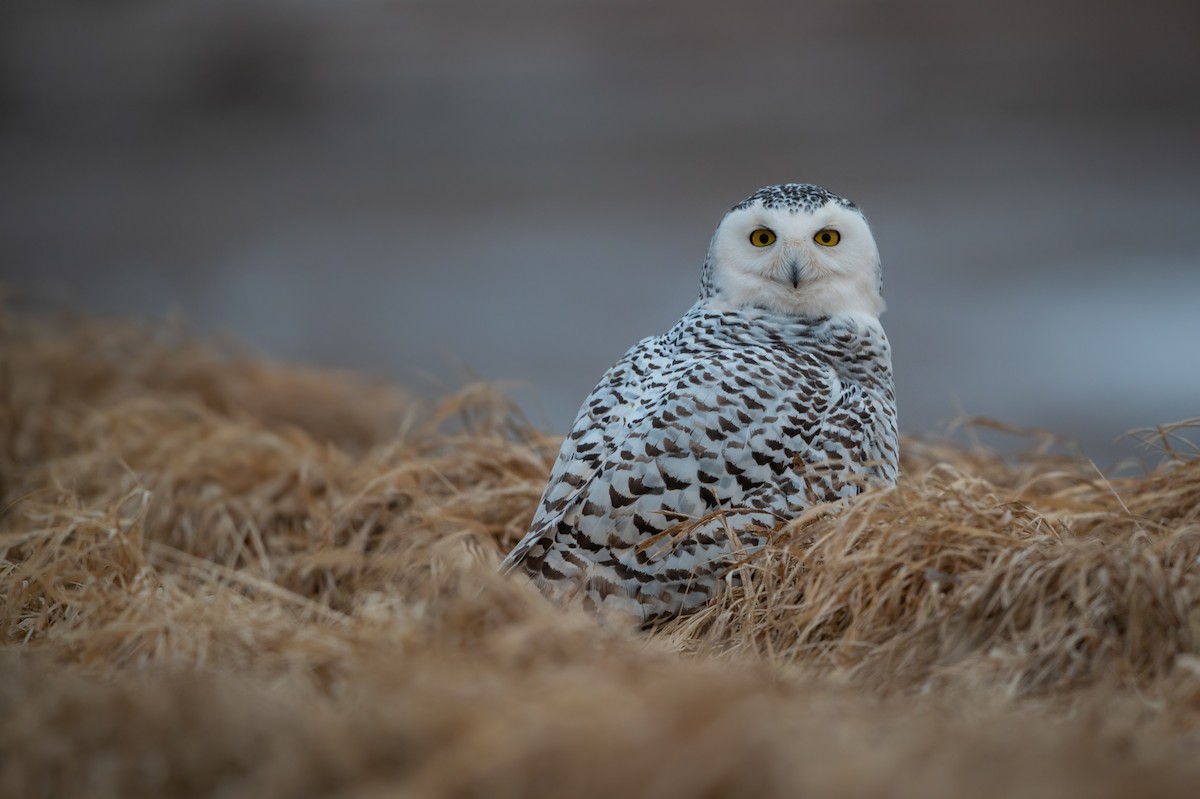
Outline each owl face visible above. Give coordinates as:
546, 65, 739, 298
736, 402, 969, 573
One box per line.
702, 187, 884, 319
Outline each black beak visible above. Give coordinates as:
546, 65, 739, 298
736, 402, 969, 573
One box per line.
787, 260, 801, 288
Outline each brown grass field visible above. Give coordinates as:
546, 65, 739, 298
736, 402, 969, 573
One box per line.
2, 308, 1199, 798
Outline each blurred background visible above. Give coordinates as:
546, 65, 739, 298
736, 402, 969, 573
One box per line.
2, 0, 1198, 465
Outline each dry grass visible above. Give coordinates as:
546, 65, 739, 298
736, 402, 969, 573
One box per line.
2, 308, 1200, 799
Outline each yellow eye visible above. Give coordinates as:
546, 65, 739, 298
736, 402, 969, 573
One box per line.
749, 228, 776, 247
814, 229, 841, 247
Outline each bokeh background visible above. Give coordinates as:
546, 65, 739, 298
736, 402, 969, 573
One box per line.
2, 0, 1198, 465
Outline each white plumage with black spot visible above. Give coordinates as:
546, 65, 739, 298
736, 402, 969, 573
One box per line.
502, 183, 899, 625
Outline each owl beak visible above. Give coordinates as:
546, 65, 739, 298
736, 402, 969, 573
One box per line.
786, 259, 802, 288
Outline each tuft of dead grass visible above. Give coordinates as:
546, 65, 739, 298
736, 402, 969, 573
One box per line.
2, 309, 1199, 799
672, 441, 1200, 695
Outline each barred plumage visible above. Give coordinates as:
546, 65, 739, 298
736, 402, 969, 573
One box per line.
503, 183, 898, 624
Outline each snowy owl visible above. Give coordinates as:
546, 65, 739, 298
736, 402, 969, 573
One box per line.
503, 183, 898, 625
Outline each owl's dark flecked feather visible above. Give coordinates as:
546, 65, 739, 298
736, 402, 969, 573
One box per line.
731, 183, 857, 214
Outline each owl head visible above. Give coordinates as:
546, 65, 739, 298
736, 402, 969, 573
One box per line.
699, 183, 884, 319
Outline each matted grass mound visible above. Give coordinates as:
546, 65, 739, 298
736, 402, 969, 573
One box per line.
2, 309, 1199, 798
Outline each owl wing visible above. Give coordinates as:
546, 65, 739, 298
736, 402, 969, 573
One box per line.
501, 334, 662, 569
506, 332, 838, 562
506, 329, 894, 614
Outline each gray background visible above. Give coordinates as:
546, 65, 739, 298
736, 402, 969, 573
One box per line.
2, 1, 1198, 466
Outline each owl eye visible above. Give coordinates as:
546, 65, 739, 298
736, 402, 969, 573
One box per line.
749, 228, 777, 247
814, 229, 841, 247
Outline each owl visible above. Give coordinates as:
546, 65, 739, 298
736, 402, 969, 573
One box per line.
503, 183, 898, 625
